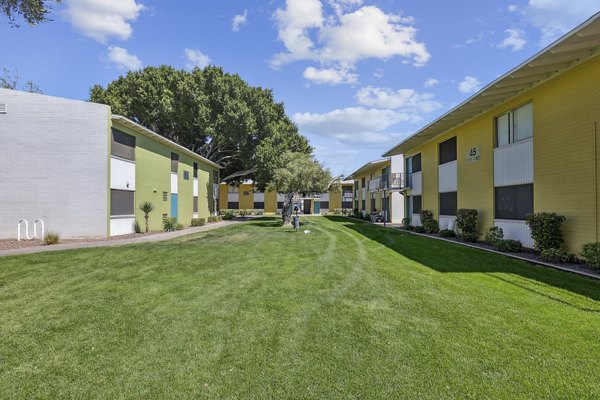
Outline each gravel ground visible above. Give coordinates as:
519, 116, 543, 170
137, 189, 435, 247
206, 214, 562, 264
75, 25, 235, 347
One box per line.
0, 230, 163, 251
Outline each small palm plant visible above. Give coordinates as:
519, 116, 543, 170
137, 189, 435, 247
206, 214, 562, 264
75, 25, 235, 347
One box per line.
138, 201, 155, 233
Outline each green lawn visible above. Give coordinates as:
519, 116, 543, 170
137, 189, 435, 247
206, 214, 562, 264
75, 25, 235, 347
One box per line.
1, 217, 600, 399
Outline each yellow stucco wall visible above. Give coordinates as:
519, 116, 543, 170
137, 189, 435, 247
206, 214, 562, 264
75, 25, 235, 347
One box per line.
352, 160, 392, 214
402, 53, 600, 253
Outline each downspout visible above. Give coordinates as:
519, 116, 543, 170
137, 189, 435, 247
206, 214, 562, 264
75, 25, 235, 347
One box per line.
595, 121, 598, 242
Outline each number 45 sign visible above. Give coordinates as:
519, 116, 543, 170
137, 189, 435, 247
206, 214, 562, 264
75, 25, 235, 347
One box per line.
467, 146, 480, 163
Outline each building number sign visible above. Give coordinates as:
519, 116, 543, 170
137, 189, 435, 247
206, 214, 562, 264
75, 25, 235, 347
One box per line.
467, 146, 480, 163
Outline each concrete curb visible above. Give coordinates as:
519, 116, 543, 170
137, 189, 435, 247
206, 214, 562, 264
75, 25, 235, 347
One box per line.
0, 220, 239, 258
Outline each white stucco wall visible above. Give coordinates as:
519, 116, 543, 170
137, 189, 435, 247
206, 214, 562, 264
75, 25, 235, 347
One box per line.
0, 89, 110, 238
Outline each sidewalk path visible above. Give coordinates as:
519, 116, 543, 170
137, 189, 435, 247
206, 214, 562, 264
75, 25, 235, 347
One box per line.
0, 220, 239, 258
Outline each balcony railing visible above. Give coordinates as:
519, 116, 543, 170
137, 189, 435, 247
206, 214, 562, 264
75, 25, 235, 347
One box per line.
368, 173, 405, 192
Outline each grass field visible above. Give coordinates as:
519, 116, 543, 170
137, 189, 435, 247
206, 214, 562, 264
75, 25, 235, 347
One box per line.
1, 216, 599, 399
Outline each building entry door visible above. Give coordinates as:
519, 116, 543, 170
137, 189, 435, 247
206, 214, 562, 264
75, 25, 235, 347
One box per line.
303, 199, 311, 214
314, 201, 320, 214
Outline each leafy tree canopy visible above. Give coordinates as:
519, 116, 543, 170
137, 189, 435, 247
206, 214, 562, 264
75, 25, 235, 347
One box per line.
269, 152, 336, 225
0, 0, 59, 26
90, 65, 312, 188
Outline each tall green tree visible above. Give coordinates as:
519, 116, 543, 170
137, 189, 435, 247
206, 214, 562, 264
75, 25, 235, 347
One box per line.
89, 65, 311, 186
1, 0, 59, 26
269, 152, 335, 226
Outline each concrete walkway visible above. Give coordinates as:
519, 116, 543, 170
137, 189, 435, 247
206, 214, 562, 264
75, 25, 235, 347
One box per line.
0, 220, 240, 258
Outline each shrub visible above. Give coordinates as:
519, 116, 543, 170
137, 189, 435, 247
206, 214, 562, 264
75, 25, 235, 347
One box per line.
207, 216, 218, 223
456, 209, 478, 234
422, 219, 440, 234
222, 212, 235, 220
420, 210, 434, 226
525, 212, 566, 251
239, 209, 248, 218
440, 229, 456, 238
414, 225, 426, 233
540, 248, 577, 264
581, 242, 600, 269
406, 225, 415, 231
44, 232, 60, 245
401, 217, 411, 229
256, 210, 264, 216
163, 218, 178, 232
176, 223, 184, 231
485, 226, 504, 245
138, 201, 155, 233
191, 218, 206, 227
459, 232, 479, 242
132, 220, 142, 234
495, 239, 523, 253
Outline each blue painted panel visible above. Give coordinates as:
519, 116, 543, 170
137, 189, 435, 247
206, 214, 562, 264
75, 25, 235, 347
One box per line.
314, 201, 320, 214
171, 193, 178, 218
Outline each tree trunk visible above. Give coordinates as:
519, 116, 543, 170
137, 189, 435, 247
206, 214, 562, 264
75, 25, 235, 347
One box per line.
145, 215, 149, 233
281, 193, 294, 226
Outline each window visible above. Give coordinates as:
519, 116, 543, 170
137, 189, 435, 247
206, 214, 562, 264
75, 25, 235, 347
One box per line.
496, 102, 533, 147
277, 202, 284, 209
342, 201, 352, 209
361, 199, 366, 211
253, 202, 265, 209
193, 162, 198, 178
321, 201, 330, 209
183, 171, 190, 180
412, 195, 422, 214
162, 192, 168, 202
111, 129, 135, 161
371, 197, 376, 211
171, 153, 179, 173
495, 184, 533, 220
439, 137, 457, 165
439, 192, 457, 216
412, 153, 422, 173
228, 202, 239, 209
110, 189, 134, 216
193, 196, 198, 213
361, 177, 366, 188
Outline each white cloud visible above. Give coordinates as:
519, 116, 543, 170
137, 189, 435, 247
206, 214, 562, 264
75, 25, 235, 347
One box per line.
507, 4, 519, 12
232, 9, 248, 32
184, 48, 211, 70
499, 28, 526, 51
294, 107, 413, 144
272, 1, 430, 82
373, 68, 384, 78
459, 76, 481, 94
356, 86, 442, 114
327, 0, 363, 15
303, 66, 358, 84
424, 78, 439, 88
63, 0, 144, 43
525, 0, 600, 45
107, 46, 142, 70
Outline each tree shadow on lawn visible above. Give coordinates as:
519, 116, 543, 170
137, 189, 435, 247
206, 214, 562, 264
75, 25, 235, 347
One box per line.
325, 216, 600, 308
244, 216, 318, 229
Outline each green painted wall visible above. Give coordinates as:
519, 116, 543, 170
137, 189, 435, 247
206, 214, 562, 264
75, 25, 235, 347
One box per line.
111, 121, 218, 232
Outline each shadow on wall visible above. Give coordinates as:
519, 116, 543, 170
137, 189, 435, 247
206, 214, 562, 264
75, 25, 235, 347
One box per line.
324, 216, 600, 308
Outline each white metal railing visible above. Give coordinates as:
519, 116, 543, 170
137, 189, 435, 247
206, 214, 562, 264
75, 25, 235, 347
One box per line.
17, 219, 44, 241
213, 183, 219, 198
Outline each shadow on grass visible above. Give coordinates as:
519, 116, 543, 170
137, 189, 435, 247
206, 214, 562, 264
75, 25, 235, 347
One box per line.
325, 216, 600, 307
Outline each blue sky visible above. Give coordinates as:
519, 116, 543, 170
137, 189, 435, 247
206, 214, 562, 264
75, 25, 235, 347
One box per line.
1, 0, 599, 177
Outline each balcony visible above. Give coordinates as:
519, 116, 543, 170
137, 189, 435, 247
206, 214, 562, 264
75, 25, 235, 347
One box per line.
368, 173, 405, 192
